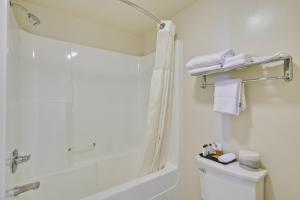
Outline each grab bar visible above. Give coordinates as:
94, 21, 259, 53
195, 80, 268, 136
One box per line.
68, 142, 96, 153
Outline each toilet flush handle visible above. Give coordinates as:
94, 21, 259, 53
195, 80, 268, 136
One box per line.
199, 168, 206, 174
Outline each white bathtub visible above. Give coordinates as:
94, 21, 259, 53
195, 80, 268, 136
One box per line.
83, 163, 178, 200
16, 152, 178, 200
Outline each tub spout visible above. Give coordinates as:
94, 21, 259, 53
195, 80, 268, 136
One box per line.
6, 182, 40, 197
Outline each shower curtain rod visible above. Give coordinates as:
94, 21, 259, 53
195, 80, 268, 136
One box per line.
117, 0, 165, 29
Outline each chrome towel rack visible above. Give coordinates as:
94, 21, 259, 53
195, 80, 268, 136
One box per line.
192, 56, 293, 89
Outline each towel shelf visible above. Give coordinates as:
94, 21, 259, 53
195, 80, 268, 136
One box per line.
192, 56, 293, 89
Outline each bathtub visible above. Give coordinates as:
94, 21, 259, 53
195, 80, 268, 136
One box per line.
16, 152, 178, 200
83, 163, 178, 200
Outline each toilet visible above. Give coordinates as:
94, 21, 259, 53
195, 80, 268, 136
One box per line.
195, 155, 267, 200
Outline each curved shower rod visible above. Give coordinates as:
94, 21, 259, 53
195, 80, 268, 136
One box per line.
117, 0, 165, 29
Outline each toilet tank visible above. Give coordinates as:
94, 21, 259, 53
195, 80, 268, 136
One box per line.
195, 156, 267, 200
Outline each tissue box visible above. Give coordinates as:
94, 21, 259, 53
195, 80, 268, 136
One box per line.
239, 150, 261, 169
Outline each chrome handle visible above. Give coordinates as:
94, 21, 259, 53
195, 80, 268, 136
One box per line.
199, 168, 206, 174
68, 142, 96, 153
15, 154, 31, 165
10, 149, 31, 173
6, 182, 40, 197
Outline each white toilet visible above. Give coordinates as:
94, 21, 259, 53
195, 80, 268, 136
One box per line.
195, 155, 267, 200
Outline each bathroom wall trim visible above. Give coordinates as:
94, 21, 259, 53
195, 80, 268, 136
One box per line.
0, 0, 8, 199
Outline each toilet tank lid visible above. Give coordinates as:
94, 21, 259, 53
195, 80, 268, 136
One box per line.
195, 155, 267, 182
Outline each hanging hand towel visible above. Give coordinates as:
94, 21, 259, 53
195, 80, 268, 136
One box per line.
186, 49, 235, 70
214, 78, 246, 116
240, 83, 247, 112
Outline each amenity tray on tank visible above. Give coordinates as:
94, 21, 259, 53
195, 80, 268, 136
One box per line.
199, 153, 237, 165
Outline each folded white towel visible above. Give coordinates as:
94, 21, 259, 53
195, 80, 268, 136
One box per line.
188, 64, 221, 75
224, 53, 244, 63
218, 153, 236, 163
214, 78, 246, 115
223, 58, 247, 68
186, 49, 235, 70
250, 52, 285, 63
220, 52, 287, 70
224, 53, 251, 64
222, 53, 253, 69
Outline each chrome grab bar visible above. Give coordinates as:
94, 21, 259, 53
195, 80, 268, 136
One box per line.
6, 182, 40, 197
68, 142, 96, 153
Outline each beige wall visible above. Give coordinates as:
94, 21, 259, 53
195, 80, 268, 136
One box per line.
168, 0, 300, 200
143, 29, 156, 55
11, 0, 144, 56
9, 0, 300, 199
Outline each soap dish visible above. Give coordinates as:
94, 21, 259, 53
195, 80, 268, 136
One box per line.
199, 153, 237, 165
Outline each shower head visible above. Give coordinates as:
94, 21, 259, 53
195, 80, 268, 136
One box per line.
27, 13, 40, 26
10, 0, 41, 27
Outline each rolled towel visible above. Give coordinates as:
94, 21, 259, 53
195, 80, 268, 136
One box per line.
223, 52, 287, 69
186, 49, 235, 70
218, 153, 236, 163
222, 54, 253, 69
250, 52, 286, 63
188, 64, 221, 75
224, 53, 252, 64
223, 58, 247, 68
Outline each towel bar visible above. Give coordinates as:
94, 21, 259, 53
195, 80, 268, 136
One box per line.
197, 56, 293, 89
200, 75, 287, 88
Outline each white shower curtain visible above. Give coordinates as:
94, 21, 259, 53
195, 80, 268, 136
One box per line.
141, 21, 176, 175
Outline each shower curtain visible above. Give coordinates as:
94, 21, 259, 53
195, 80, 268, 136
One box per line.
141, 21, 176, 175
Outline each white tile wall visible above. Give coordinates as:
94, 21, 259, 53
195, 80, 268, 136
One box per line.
69, 44, 142, 161
6, 10, 21, 190
7, 29, 154, 181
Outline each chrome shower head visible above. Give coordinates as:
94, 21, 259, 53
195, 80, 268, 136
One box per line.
27, 13, 40, 26
10, 0, 41, 27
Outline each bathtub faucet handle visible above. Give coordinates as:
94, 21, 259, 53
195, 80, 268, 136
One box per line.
10, 149, 31, 173
199, 168, 206, 174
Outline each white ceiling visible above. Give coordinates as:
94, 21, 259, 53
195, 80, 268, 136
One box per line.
23, 0, 196, 35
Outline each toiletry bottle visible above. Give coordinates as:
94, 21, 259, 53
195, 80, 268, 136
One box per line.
202, 144, 208, 156
208, 144, 212, 155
